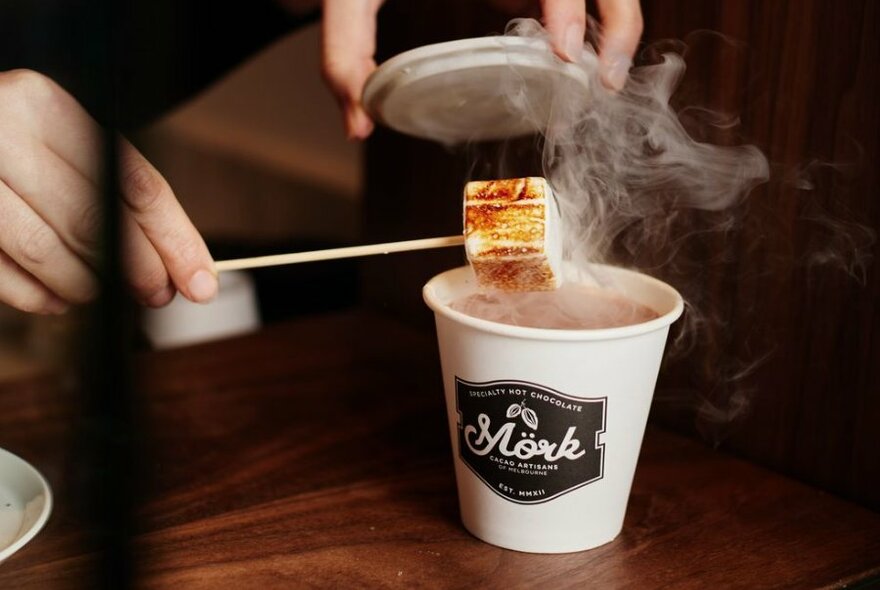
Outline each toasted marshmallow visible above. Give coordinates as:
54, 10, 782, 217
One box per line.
464, 177, 562, 291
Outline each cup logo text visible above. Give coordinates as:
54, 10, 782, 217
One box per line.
464, 414, 586, 461
456, 378, 606, 504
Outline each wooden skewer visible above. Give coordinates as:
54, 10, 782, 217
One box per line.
214, 235, 465, 272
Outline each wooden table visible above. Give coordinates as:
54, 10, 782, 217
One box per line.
1, 310, 879, 588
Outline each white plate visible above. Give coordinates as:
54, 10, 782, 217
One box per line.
0, 448, 52, 564
363, 36, 592, 143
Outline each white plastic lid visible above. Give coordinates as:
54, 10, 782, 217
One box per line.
362, 36, 591, 143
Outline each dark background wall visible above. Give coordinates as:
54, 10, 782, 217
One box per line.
363, 0, 880, 509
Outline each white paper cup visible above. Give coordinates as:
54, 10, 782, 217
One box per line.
142, 270, 261, 349
423, 265, 683, 553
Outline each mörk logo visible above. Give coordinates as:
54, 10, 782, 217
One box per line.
455, 378, 606, 504
464, 412, 586, 462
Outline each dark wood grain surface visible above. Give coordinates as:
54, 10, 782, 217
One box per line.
363, 0, 880, 510
1, 310, 879, 588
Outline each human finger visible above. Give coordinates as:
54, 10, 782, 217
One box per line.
540, 0, 587, 62
0, 179, 98, 304
120, 209, 175, 308
595, 0, 643, 90
118, 140, 217, 304
0, 251, 69, 315
0, 141, 103, 262
321, 0, 383, 139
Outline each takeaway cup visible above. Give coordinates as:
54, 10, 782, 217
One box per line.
142, 270, 260, 349
422, 265, 684, 553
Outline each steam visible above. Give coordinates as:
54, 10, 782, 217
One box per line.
450, 282, 659, 330
789, 158, 875, 284
500, 18, 769, 270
